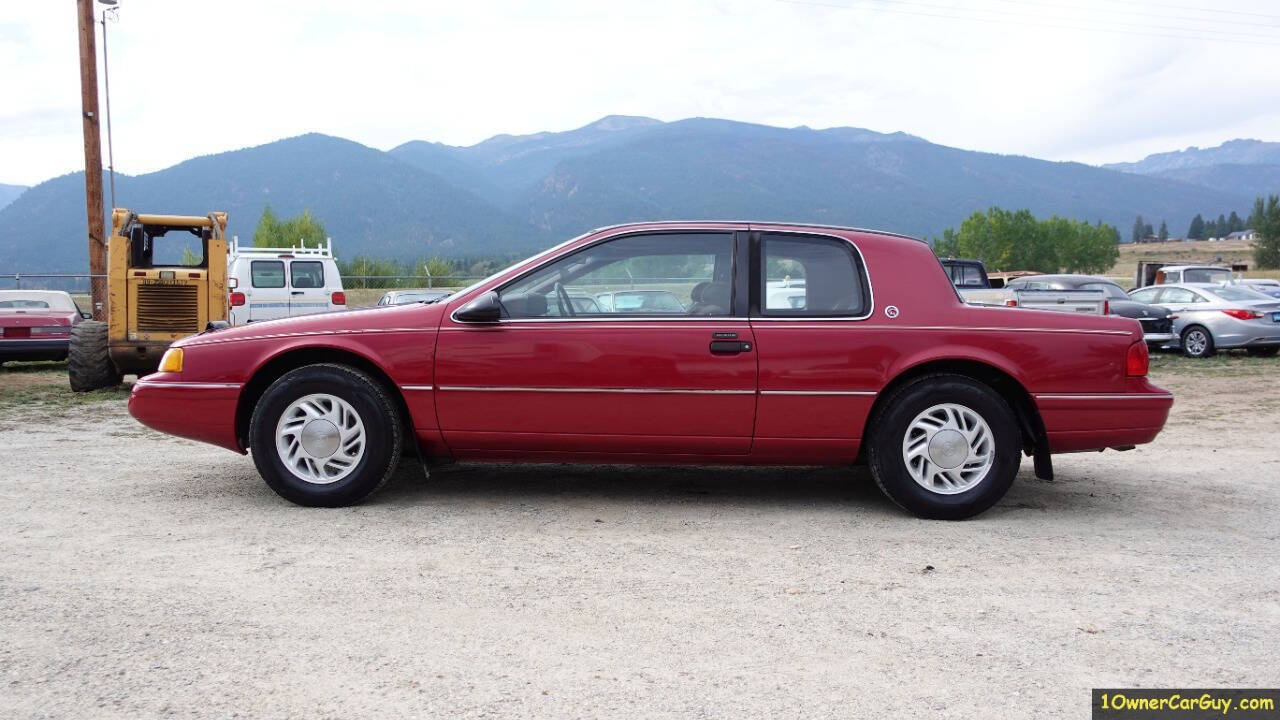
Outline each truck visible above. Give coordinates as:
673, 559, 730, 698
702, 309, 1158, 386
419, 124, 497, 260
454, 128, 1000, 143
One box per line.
938, 259, 1107, 314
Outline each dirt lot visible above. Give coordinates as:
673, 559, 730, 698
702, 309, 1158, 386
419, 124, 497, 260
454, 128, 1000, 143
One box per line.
1, 355, 1277, 718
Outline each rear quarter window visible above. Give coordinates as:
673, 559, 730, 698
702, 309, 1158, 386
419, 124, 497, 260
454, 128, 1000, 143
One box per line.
759, 234, 868, 317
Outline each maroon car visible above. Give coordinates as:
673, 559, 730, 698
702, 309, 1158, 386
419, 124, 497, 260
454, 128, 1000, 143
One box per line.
129, 222, 1173, 519
0, 290, 87, 365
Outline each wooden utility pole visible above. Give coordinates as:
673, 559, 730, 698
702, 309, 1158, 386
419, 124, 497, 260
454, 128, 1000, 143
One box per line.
76, 0, 107, 320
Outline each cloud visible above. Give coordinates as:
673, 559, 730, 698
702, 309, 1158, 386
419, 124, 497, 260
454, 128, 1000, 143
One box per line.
1, 0, 1277, 185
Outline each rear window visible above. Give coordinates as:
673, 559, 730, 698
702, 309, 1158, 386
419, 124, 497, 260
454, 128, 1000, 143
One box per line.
251, 260, 285, 289
290, 261, 324, 289
1211, 286, 1273, 302
1184, 268, 1232, 283
0, 299, 50, 308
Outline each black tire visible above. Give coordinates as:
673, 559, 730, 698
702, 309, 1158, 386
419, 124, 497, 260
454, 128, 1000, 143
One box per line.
68, 320, 121, 392
1246, 346, 1279, 358
249, 363, 402, 507
867, 374, 1021, 520
1180, 325, 1215, 358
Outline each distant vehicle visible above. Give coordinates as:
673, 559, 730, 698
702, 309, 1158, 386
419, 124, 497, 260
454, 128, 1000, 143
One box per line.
1005, 275, 1175, 348
938, 259, 1106, 314
376, 289, 451, 306
226, 238, 345, 325
1128, 282, 1280, 358
1232, 278, 1280, 299
130, 221, 1173, 519
0, 290, 88, 365
1134, 262, 1234, 288
595, 290, 686, 313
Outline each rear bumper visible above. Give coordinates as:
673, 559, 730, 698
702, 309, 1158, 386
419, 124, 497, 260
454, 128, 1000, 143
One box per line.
1142, 332, 1175, 346
128, 376, 245, 453
1034, 388, 1174, 453
0, 338, 69, 361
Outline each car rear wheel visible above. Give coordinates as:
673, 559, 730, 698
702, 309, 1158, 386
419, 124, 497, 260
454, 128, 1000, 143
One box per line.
867, 375, 1021, 520
1246, 347, 1279, 357
249, 363, 402, 506
1180, 325, 1215, 358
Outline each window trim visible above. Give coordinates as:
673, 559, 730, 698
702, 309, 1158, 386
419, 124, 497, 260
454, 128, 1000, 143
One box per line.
289, 260, 325, 290
250, 260, 286, 289
486, 230, 743, 322
751, 230, 874, 321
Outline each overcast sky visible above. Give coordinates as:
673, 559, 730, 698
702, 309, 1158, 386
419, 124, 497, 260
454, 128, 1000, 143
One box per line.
2, 0, 1278, 186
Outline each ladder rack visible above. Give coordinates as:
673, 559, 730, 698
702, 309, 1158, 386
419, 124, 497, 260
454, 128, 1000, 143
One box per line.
229, 236, 334, 258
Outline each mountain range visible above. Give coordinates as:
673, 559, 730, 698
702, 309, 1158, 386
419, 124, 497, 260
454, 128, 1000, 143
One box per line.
0, 184, 27, 213
1, 117, 1276, 271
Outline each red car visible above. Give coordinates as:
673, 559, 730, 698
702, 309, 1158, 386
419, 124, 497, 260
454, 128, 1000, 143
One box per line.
129, 222, 1173, 519
0, 290, 87, 365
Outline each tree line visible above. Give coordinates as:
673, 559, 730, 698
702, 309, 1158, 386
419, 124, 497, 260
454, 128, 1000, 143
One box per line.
931, 208, 1119, 274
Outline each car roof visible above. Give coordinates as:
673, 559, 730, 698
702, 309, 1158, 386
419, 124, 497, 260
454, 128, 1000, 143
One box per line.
1014, 274, 1112, 285
582, 220, 923, 244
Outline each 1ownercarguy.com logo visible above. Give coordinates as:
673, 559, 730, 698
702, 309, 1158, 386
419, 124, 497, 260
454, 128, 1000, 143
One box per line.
1093, 689, 1279, 719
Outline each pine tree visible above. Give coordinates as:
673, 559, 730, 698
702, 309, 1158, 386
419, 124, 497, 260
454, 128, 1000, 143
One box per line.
1188, 214, 1205, 240
1158, 220, 1168, 242
1228, 211, 1243, 233
1131, 215, 1145, 244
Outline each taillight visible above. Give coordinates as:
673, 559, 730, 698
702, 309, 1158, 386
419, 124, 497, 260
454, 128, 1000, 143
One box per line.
1126, 340, 1149, 377
30, 325, 70, 336
229, 291, 246, 307
331, 291, 346, 306
1167, 314, 1178, 320
1103, 300, 1110, 315
1221, 309, 1263, 320
1004, 299, 1018, 307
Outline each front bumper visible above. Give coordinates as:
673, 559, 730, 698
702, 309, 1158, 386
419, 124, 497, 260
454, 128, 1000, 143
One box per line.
128, 376, 245, 453
0, 338, 70, 361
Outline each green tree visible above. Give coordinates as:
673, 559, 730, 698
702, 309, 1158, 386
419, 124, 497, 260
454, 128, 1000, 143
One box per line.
1131, 215, 1145, 244
1227, 210, 1243, 234
253, 205, 328, 248
1158, 220, 1168, 242
1187, 214, 1205, 240
1215, 213, 1227, 238
1251, 195, 1280, 269
932, 207, 1117, 274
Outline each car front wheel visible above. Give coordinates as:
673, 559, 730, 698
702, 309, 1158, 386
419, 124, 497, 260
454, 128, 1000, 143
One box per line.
867, 375, 1021, 520
249, 363, 402, 506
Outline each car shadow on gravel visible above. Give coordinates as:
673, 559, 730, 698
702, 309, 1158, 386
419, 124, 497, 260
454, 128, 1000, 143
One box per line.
370, 462, 897, 513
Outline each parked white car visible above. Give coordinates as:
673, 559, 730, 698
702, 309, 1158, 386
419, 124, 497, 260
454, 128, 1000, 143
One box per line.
226, 238, 346, 325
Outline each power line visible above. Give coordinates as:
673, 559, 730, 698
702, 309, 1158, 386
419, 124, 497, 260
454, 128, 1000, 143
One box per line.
773, 0, 1280, 47
1108, 0, 1280, 22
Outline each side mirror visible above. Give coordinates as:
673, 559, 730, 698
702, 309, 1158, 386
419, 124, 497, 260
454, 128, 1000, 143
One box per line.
454, 291, 503, 323
81, 311, 92, 320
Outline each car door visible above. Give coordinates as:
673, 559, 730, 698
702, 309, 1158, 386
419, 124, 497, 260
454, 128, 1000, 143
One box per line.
433, 230, 757, 457
288, 260, 330, 317
749, 231, 875, 463
247, 259, 289, 322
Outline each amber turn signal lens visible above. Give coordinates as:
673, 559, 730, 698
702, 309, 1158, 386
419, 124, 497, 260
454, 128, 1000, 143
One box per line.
158, 348, 183, 374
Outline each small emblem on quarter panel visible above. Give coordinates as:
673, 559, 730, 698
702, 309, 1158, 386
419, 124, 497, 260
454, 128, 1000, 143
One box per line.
884, 305, 900, 319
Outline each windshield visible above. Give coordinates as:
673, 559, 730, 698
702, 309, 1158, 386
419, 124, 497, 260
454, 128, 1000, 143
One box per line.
1209, 286, 1274, 302
1183, 268, 1232, 283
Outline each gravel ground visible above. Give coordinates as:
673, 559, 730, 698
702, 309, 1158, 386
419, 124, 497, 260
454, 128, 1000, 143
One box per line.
1, 359, 1278, 718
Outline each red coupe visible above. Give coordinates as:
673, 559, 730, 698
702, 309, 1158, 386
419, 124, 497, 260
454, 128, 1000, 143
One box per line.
0, 290, 87, 365
128, 222, 1172, 518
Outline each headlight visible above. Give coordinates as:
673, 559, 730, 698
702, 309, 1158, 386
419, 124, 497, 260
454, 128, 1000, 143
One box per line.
158, 347, 184, 373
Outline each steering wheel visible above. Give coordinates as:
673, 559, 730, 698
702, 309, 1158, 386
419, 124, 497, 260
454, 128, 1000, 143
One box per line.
554, 282, 576, 317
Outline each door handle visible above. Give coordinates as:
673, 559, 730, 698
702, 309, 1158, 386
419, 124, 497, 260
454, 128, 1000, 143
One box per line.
710, 340, 752, 355
291, 290, 304, 295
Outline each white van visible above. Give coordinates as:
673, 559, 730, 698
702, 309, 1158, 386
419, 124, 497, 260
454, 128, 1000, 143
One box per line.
226, 237, 346, 325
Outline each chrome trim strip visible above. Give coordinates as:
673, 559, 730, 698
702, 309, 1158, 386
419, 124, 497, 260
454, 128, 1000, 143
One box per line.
436, 386, 754, 395
184, 326, 434, 346
760, 390, 877, 396
134, 380, 242, 390
752, 323, 1132, 336
1034, 393, 1174, 400
399, 385, 435, 391
491, 316, 750, 324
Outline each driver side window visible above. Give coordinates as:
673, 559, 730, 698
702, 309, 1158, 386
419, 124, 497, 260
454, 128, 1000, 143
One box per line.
498, 232, 735, 318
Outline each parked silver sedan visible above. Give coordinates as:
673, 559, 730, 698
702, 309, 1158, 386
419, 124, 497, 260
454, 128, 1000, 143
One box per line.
1128, 283, 1280, 358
